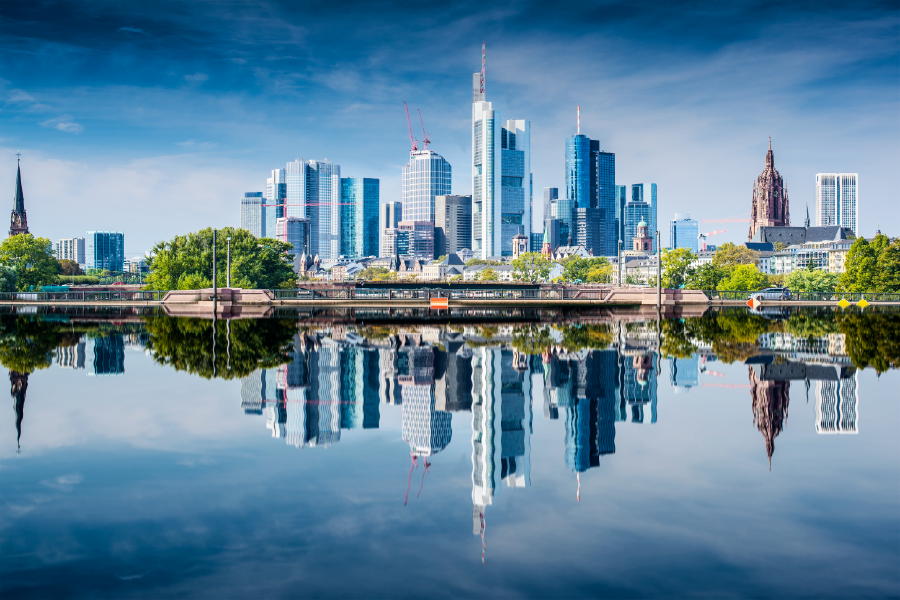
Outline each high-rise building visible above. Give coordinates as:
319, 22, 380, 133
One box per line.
575, 207, 600, 254
669, 213, 699, 252
543, 187, 558, 226
748, 138, 790, 240
340, 177, 379, 259
240, 192, 266, 238
266, 168, 286, 240
90, 335, 124, 376
276, 217, 310, 258
304, 161, 342, 260
86, 231, 124, 272
623, 202, 652, 252
565, 119, 616, 256
815, 173, 858, 236
402, 150, 451, 223
398, 220, 434, 260
401, 347, 452, 457
472, 46, 532, 258
10, 156, 28, 237
434, 195, 472, 257
631, 183, 657, 251
56, 237, 86, 265
615, 185, 627, 248
815, 367, 858, 434
379, 202, 402, 257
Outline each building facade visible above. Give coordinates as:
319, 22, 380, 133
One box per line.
240, 192, 266, 238
398, 220, 434, 260
615, 185, 627, 250
624, 201, 652, 253
276, 217, 310, 259
379, 201, 402, 257
575, 207, 600, 255
542, 187, 558, 226
630, 183, 657, 252
86, 231, 125, 272
434, 195, 473, 257
748, 138, 790, 240
57, 237, 86, 265
815, 173, 858, 236
340, 177, 379, 259
564, 132, 616, 257
401, 150, 451, 223
669, 213, 699, 252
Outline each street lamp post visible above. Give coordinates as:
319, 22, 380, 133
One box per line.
212, 229, 217, 315
656, 230, 661, 310
226, 236, 231, 288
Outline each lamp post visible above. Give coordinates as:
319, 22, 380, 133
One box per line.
656, 230, 661, 310
226, 236, 231, 288
212, 229, 217, 315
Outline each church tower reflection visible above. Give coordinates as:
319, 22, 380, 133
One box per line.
10, 371, 28, 452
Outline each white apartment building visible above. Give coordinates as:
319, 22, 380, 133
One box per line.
816, 173, 858, 236
56, 237, 85, 265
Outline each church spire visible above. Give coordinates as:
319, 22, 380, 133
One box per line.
10, 153, 29, 237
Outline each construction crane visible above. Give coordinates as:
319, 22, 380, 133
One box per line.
418, 109, 430, 151
698, 229, 726, 252
403, 101, 418, 153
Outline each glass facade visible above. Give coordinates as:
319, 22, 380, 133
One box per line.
240, 192, 265, 238
596, 151, 616, 256
305, 161, 341, 260
565, 135, 591, 210
615, 185, 627, 250
401, 150, 451, 223
669, 214, 699, 253
276, 217, 310, 258
630, 183, 657, 252
340, 177, 380, 259
816, 173, 858, 236
624, 202, 652, 252
266, 169, 286, 241
86, 231, 124, 272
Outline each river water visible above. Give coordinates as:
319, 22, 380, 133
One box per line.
1, 308, 897, 598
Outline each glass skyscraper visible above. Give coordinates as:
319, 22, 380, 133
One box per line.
564, 132, 615, 256
240, 192, 265, 238
565, 135, 591, 210
631, 183, 657, 251
276, 217, 310, 258
615, 185, 627, 250
596, 151, 616, 256
402, 150, 451, 223
266, 168, 286, 241
86, 231, 124, 271
815, 173, 858, 236
340, 177, 380, 259
624, 202, 652, 252
669, 213, 699, 252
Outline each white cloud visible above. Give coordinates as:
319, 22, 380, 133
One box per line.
8, 89, 35, 103
177, 139, 218, 150
184, 72, 209, 84
41, 473, 84, 491
40, 115, 84, 133
117, 26, 150, 37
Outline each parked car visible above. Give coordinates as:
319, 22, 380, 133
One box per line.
748, 287, 792, 301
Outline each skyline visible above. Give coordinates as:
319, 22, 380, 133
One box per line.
1, 1, 897, 254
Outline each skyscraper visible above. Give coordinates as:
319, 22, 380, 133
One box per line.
9, 155, 28, 237
434, 195, 472, 256
275, 160, 343, 259
240, 192, 266, 238
623, 201, 652, 252
564, 117, 616, 256
340, 177, 380, 258
748, 138, 790, 241
86, 231, 125, 271
266, 168, 286, 240
615, 185, 627, 249
276, 217, 310, 258
631, 183, 657, 251
379, 201, 402, 256
669, 213, 699, 252
402, 150, 451, 223
815, 173, 858, 236
543, 187, 558, 226
472, 45, 532, 258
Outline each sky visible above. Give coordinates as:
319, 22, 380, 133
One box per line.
0, 0, 897, 255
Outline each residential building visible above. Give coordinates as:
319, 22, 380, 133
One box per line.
434, 195, 472, 257
276, 216, 310, 259
631, 183, 657, 251
828, 240, 854, 273
669, 213, 699, 252
624, 201, 652, 252
240, 192, 266, 238
398, 220, 434, 260
379, 201, 402, 257
340, 177, 379, 259
472, 50, 532, 258
463, 264, 515, 282
816, 173, 858, 236
750, 225, 854, 246
748, 138, 790, 240
56, 237, 85, 265
421, 253, 465, 281
86, 231, 124, 272
401, 150, 451, 223
124, 256, 147, 274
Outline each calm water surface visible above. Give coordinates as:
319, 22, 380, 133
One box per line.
0, 309, 898, 598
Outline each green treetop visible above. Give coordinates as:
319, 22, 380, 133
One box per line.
0, 234, 59, 291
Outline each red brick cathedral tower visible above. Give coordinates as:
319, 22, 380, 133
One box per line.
10, 153, 29, 237
748, 137, 789, 240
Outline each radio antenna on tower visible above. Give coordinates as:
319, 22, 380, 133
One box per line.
403, 101, 418, 153
418, 109, 430, 151
577, 105, 581, 135
480, 42, 485, 97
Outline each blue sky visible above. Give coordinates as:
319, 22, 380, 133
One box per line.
1, 0, 897, 254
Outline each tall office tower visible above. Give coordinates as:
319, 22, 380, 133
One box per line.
669, 213, 699, 252
401, 347, 452, 457
748, 138, 790, 240
815, 367, 858, 434
401, 150, 451, 223
623, 201, 652, 251
284, 160, 306, 219
86, 231, 124, 271
379, 201, 402, 256
471, 45, 532, 258
56, 237, 86, 265
304, 160, 342, 260
434, 195, 473, 256
339, 347, 380, 430
631, 183, 658, 251
575, 207, 600, 254
340, 177, 379, 259
564, 115, 615, 256
815, 173, 858, 236
240, 192, 266, 238
596, 151, 616, 256
398, 220, 435, 260
552, 197, 574, 244
305, 342, 343, 446
563, 350, 618, 475
276, 216, 310, 258
543, 187, 558, 226
266, 168, 286, 240
614, 185, 627, 248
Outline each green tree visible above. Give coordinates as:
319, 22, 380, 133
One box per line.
839, 237, 879, 292
774, 242, 788, 251
717, 264, 767, 291
476, 268, 499, 281
784, 270, 839, 294
875, 237, 900, 292
712, 242, 759, 268
560, 256, 612, 283
0, 266, 17, 292
57, 259, 83, 276
684, 263, 726, 290
144, 227, 296, 290
511, 252, 552, 282
357, 266, 390, 280
466, 258, 502, 266
661, 248, 697, 289
0, 234, 60, 291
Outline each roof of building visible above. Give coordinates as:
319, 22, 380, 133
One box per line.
745, 242, 774, 252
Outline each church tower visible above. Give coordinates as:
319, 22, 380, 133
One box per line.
748, 138, 789, 240
10, 154, 29, 237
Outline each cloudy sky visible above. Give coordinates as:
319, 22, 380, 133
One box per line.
1, 0, 897, 254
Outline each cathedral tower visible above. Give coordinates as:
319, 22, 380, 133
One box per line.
10, 154, 29, 237
748, 138, 789, 240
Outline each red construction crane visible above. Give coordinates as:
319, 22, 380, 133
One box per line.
418, 109, 430, 151
698, 229, 726, 252
404, 102, 418, 153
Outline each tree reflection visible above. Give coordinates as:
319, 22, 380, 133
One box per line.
141, 316, 297, 380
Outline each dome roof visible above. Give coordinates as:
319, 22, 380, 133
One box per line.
638, 220, 647, 227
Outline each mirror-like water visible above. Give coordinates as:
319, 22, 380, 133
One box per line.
1, 309, 897, 598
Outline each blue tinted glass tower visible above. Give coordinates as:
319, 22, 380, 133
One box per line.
669, 213, 699, 252
86, 231, 124, 272
631, 183, 657, 251
615, 185, 627, 249
340, 177, 380, 259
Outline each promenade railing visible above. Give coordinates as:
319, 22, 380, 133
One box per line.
0, 290, 167, 302
274, 287, 611, 301
704, 290, 900, 302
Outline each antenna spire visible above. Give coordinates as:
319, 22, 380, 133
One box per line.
480, 42, 485, 97
577, 106, 580, 135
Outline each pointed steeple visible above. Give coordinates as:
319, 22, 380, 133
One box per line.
10, 154, 29, 237
14, 162, 24, 214
765, 136, 774, 169
805, 205, 810, 228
